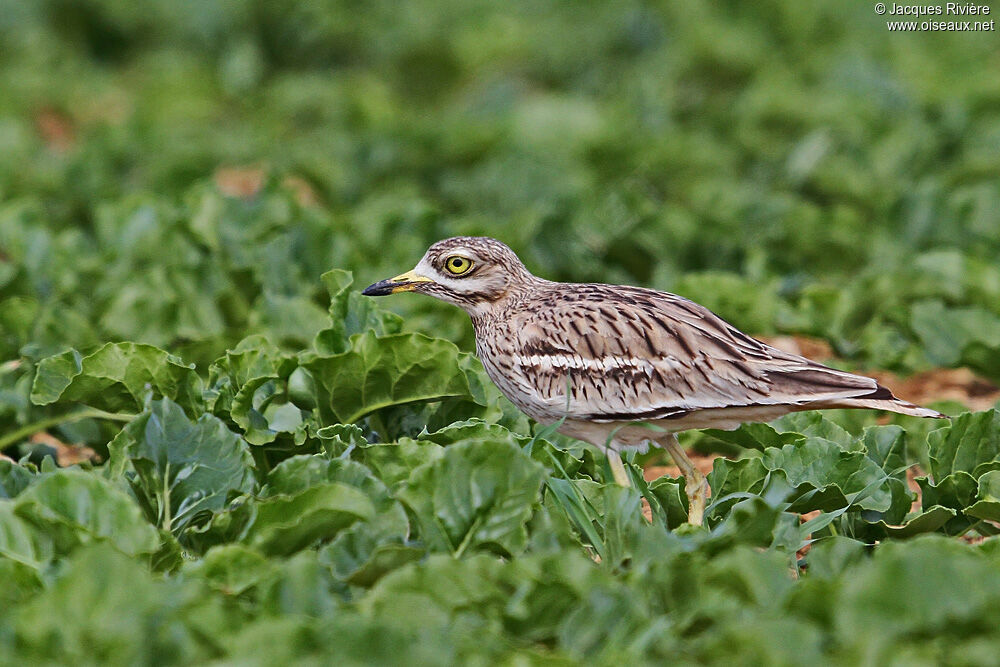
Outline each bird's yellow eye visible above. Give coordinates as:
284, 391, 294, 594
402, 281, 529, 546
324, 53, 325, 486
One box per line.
445, 256, 473, 275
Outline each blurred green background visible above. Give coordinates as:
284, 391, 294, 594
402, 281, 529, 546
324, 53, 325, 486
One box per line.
1, 0, 999, 376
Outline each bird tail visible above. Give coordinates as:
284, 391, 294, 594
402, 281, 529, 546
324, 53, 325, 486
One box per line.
813, 383, 947, 419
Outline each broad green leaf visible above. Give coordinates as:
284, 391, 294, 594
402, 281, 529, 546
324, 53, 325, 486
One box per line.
321, 539, 424, 587
249, 291, 330, 347
30, 342, 203, 414
0, 503, 54, 568
361, 553, 510, 626
686, 617, 825, 666
108, 397, 256, 534
0, 459, 34, 499
928, 409, 1000, 481
219, 614, 455, 667
0, 557, 44, 606
965, 470, 1000, 523
244, 483, 376, 556
315, 422, 369, 456
13, 469, 159, 557
647, 475, 690, 529
861, 425, 907, 475
761, 439, 892, 512
804, 536, 867, 580
313, 269, 404, 355
10, 544, 213, 664
264, 455, 412, 571
397, 438, 546, 556
911, 300, 1000, 371
709, 436, 892, 517
702, 496, 783, 554
770, 412, 854, 450
872, 506, 956, 538
350, 438, 446, 490
204, 335, 307, 446
302, 331, 476, 425
255, 550, 341, 617
703, 423, 805, 452
204, 335, 297, 414
186, 544, 276, 595
919, 471, 978, 510
707, 456, 770, 504
416, 418, 528, 447
834, 537, 1000, 662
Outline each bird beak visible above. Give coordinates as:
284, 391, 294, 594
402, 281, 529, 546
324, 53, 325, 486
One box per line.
362, 269, 434, 296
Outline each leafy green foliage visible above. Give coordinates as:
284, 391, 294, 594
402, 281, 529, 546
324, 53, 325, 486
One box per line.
397, 438, 545, 556
31, 343, 203, 415
108, 397, 256, 534
2, 0, 1000, 663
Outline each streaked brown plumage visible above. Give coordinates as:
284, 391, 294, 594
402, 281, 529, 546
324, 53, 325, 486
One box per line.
363, 236, 946, 524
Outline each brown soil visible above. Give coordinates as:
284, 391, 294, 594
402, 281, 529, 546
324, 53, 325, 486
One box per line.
29, 432, 99, 466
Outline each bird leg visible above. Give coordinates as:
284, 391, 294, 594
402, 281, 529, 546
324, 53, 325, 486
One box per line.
606, 448, 631, 487
661, 434, 708, 525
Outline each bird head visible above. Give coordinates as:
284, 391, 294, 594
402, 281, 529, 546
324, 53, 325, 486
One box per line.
362, 237, 534, 313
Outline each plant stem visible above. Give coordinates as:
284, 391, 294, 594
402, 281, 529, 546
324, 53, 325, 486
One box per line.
0, 409, 136, 452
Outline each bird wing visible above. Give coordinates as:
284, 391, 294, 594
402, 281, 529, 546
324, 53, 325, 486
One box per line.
507, 284, 888, 422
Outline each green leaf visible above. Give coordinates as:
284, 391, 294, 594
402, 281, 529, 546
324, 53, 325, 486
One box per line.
203, 335, 298, 437
647, 475, 690, 529
872, 506, 956, 538
250, 291, 330, 347
244, 483, 376, 556
770, 412, 854, 450
206, 337, 307, 446
9, 544, 214, 664
13, 469, 159, 557
416, 418, 528, 447
703, 423, 805, 452
0, 557, 44, 606
255, 550, 342, 617
320, 536, 424, 587
0, 459, 34, 499
302, 331, 476, 425
351, 439, 446, 490
361, 553, 509, 626
315, 422, 369, 456
861, 425, 907, 475
765, 439, 892, 511
397, 438, 546, 556
709, 435, 893, 516
834, 536, 1000, 661
30, 343, 203, 414
965, 470, 1000, 523
313, 270, 404, 355
911, 300, 1000, 371
804, 536, 867, 580
108, 397, 256, 534
928, 409, 1000, 481
0, 503, 54, 568
186, 544, 276, 595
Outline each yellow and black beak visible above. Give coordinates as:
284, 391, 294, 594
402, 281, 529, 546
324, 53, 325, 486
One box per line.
362, 270, 434, 296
